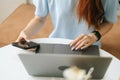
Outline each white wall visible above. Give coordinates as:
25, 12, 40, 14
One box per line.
0, 0, 26, 23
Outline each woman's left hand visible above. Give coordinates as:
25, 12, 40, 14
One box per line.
70, 33, 98, 50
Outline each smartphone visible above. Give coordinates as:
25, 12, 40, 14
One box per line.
12, 39, 40, 53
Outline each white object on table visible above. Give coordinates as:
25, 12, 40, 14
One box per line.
0, 38, 120, 80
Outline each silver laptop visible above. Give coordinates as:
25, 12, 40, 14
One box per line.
18, 43, 112, 79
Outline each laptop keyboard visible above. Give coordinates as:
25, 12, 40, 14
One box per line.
38, 43, 100, 56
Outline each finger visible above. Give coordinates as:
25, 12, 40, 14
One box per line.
73, 37, 86, 49
23, 37, 30, 42
16, 35, 30, 42
80, 43, 91, 50
70, 34, 86, 46
75, 40, 89, 50
73, 35, 89, 48
16, 37, 23, 42
19, 32, 30, 42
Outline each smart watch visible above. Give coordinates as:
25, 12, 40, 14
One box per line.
92, 31, 102, 41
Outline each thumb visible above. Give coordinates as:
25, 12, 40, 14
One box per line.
16, 32, 30, 42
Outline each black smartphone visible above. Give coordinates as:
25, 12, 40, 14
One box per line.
12, 38, 40, 53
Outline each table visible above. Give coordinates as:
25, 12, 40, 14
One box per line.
0, 38, 120, 80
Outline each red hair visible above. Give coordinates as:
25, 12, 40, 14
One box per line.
77, 0, 104, 29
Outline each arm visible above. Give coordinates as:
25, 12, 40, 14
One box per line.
97, 22, 113, 36
16, 16, 46, 42
70, 0, 118, 50
70, 22, 114, 50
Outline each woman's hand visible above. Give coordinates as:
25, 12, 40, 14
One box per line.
70, 33, 98, 50
16, 31, 30, 42
16, 16, 45, 42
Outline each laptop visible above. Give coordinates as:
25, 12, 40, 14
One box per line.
37, 43, 100, 56
18, 43, 112, 79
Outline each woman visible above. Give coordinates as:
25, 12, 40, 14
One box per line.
16, 0, 118, 50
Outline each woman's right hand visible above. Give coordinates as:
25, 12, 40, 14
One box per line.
16, 16, 46, 43
16, 31, 30, 42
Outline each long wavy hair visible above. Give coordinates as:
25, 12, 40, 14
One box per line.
77, 0, 105, 29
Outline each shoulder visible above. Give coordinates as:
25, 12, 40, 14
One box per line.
102, 0, 118, 23
102, 0, 118, 7
102, 0, 118, 13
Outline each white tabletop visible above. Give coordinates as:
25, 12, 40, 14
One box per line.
0, 38, 120, 80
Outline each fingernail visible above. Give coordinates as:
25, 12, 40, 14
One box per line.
81, 47, 84, 50
71, 47, 75, 51
75, 47, 78, 50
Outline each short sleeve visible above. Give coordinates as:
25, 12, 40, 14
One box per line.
103, 0, 118, 23
33, 0, 49, 17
